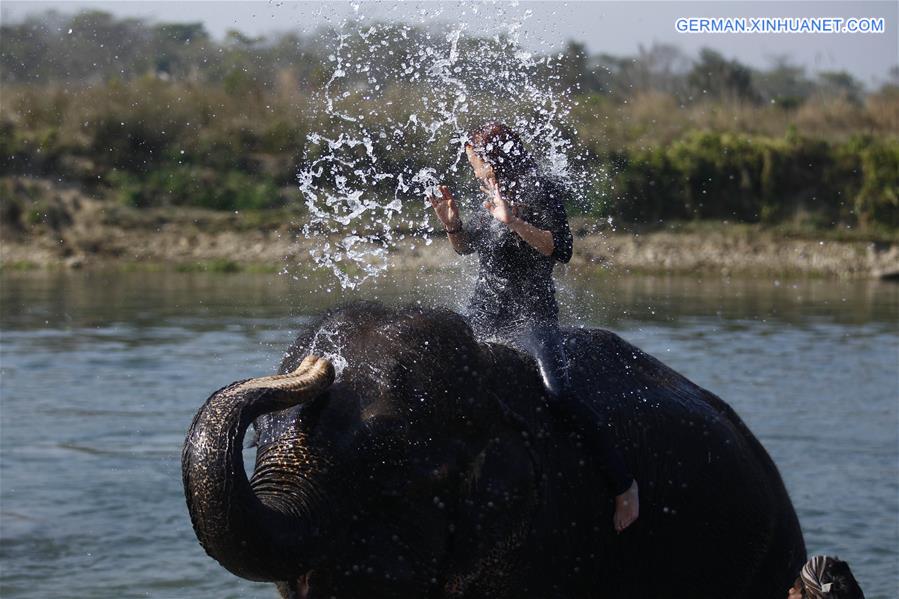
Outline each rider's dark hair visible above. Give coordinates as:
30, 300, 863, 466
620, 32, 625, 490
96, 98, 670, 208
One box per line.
465, 122, 537, 199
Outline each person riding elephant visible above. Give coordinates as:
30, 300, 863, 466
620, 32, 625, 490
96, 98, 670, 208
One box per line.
788, 556, 865, 599
429, 121, 638, 532
183, 302, 807, 598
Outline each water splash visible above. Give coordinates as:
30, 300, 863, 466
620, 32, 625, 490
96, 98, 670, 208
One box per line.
295, 4, 580, 289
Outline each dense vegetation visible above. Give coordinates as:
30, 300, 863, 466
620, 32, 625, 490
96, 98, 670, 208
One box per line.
1, 10, 897, 230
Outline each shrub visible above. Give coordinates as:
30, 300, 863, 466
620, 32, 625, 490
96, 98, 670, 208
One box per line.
110, 167, 283, 211
855, 137, 899, 228
600, 131, 899, 230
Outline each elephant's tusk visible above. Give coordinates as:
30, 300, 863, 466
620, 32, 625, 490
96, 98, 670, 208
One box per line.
234, 355, 335, 399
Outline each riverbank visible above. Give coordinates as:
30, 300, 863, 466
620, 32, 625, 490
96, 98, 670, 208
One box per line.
2, 178, 897, 279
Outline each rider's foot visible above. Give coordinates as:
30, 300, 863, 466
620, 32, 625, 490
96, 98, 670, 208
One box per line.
613, 479, 639, 533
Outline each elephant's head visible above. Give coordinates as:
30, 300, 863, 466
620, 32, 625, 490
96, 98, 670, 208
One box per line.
182, 303, 541, 596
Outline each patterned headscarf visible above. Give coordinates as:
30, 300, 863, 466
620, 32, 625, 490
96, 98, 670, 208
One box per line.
800, 555, 836, 597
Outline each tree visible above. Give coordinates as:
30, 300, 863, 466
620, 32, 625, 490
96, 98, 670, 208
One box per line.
752, 55, 813, 108
557, 41, 589, 91
816, 71, 863, 104
687, 48, 758, 102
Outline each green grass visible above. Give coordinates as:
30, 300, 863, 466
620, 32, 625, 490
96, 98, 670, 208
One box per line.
174, 259, 242, 273
0, 259, 39, 271
578, 219, 899, 244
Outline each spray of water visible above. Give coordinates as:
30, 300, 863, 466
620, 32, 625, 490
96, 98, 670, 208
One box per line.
295, 3, 584, 289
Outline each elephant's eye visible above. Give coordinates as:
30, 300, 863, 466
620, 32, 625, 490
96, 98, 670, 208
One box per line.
360, 415, 407, 436
354, 415, 408, 451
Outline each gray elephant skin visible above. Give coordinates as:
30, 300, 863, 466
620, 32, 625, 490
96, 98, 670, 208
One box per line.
182, 302, 806, 598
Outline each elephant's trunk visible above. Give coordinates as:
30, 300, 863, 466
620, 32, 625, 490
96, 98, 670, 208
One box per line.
182, 355, 335, 582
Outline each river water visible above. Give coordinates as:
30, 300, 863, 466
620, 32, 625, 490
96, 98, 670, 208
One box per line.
1, 270, 896, 598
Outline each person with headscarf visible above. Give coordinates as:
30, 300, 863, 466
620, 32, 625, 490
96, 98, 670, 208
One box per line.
429, 122, 639, 532
787, 555, 865, 599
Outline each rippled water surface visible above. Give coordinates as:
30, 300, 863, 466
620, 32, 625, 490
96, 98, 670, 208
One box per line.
1, 271, 896, 598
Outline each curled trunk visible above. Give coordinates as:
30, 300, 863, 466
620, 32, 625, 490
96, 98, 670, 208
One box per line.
181, 356, 334, 581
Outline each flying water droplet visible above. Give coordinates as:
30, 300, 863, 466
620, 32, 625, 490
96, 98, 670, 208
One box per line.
294, 7, 586, 289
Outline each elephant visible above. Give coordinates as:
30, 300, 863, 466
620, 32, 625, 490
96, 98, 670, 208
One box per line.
182, 302, 806, 598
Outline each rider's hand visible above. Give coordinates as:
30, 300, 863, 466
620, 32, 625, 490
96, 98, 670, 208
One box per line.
481, 176, 518, 225
428, 185, 462, 230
